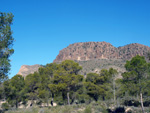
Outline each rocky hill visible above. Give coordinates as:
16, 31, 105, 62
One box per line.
17, 64, 41, 77
118, 43, 150, 60
54, 42, 150, 62
17, 42, 150, 77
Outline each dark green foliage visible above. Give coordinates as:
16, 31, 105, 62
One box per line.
0, 12, 14, 82
122, 55, 150, 96
3, 75, 25, 108
124, 99, 140, 107
143, 100, 150, 107
2, 56, 150, 112
84, 68, 118, 102
125, 55, 147, 76
0, 84, 4, 99
38, 63, 58, 104
85, 73, 106, 101
24, 72, 40, 104
59, 60, 82, 75
51, 60, 83, 105
114, 107, 125, 113
107, 107, 125, 113
120, 55, 150, 112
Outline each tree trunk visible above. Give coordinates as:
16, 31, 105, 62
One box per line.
16, 98, 18, 109
67, 92, 70, 105
113, 77, 116, 106
140, 93, 145, 113
51, 97, 53, 106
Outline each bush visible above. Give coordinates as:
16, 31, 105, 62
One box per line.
143, 100, 150, 107
1, 102, 9, 111
114, 107, 125, 113
124, 99, 140, 107
54, 96, 64, 105
84, 105, 92, 113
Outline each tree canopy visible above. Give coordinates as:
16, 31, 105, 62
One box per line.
3, 74, 25, 108
0, 12, 14, 82
1, 56, 150, 112
121, 55, 150, 113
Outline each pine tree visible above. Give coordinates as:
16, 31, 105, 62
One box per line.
121, 55, 150, 113
0, 12, 14, 83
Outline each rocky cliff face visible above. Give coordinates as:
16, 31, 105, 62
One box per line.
17, 42, 150, 77
54, 42, 150, 62
118, 43, 150, 59
17, 64, 41, 77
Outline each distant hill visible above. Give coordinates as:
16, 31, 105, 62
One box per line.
17, 42, 150, 77
17, 64, 41, 77
77, 59, 126, 77
54, 42, 150, 62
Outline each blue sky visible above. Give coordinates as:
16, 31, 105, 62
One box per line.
1, 0, 150, 78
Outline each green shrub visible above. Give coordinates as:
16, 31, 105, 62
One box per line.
2, 102, 9, 111
84, 105, 92, 113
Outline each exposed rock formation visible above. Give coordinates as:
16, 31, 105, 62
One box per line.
17, 64, 41, 77
54, 42, 150, 62
17, 42, 150, 77
118, 43, 150, 59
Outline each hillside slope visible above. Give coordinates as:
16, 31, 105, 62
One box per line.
77, 59, 126, 77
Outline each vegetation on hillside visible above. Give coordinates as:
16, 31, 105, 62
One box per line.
0, 55, 150, 113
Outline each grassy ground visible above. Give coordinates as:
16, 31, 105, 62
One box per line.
5, 103, 107, 113
4, 102, 150, 113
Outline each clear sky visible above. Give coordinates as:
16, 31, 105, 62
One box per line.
1, 0, 150, 78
